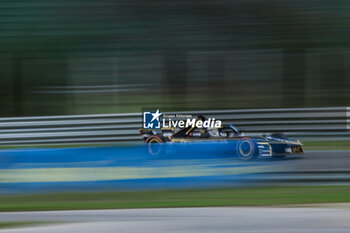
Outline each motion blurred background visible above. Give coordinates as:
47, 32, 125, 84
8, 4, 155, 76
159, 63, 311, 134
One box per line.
1, 2, 350, 232
0, 0, 350, 117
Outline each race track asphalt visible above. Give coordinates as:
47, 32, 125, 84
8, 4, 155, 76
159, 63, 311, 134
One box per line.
263, 151, 350, 172
0, 152, 350, 233
0, 207, 350, 233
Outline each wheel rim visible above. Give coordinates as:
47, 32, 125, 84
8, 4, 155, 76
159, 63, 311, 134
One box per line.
239, 140, 253, 158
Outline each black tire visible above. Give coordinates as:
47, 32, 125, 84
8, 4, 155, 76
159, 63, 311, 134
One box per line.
145, 135, 164, 156
236, 139, 257, 160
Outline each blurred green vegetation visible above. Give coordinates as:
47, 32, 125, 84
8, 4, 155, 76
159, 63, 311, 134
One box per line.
0, 0, 350, 116
302, 141, 350, 151
0, 186, 350, 211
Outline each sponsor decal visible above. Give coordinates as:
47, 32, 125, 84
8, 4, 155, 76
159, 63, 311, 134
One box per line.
143, 109, 162, 129
143, 109, 222, 129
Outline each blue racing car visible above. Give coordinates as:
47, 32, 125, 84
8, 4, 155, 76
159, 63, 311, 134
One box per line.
140, 117, 304, 160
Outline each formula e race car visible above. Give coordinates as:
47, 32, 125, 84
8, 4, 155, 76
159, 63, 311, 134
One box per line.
140, 118, 304, 160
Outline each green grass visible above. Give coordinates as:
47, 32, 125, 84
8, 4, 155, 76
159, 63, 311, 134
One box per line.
302, 140, 350, 151
0, 222, 49, 229
0, 186, 350, 212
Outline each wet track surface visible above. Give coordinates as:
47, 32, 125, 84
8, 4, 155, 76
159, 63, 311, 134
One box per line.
1, 207, 350, 233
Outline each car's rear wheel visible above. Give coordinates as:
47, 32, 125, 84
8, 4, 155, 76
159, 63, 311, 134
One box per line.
145, 135, 164, 155
236, 139, 257, 160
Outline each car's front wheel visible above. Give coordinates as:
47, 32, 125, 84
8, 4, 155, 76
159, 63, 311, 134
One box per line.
236, 139, 257, 160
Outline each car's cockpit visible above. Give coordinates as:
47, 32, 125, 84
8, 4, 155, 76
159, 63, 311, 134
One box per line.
170, 124, 240, 139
